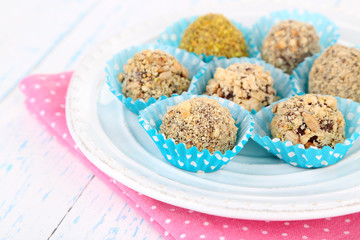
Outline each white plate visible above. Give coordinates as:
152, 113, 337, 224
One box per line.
66, 1, 360, 220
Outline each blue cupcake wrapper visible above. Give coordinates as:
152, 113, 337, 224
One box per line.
252, 96, 360, 168
157, 16, 258, 63
188, 57, 300, 113
138, 94, 254, 173
291, 45, 360, 94
251, 9, 340, 61
105, 44, 205, 114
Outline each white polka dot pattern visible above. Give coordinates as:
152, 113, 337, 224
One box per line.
19, 73, 360, 240
252, 96, 360, 169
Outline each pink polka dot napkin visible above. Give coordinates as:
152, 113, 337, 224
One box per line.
20, 73, 359, 240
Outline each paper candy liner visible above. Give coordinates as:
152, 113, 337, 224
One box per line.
251, 9, 339, 60
291, 45, 360, 94
188, 57, 299, 113
105, 44, 205, 114
252, 96, 360, 168
138, 94, 254, 172
157, 16, 258, 63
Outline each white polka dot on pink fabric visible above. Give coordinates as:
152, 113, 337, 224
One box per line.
219, 237, 225, 240
242, 227, 248, 231
169, 208, 175, 211
344, 231, 350, 235
55, 82, 61, 87
345, 219, 351, 223
262, 231, 268, 234
50, 90, 56, 95
203, 222, 209, 226
62, 133, 67, 138
323, 228, 329, 232
135, 204, 139, 208
34, 84, 41, 89
55, 112, 61, 116
284, 222, 290, 226
149, 217, 154, 222
200, 235, 205, 239
51, 122, 56, 128
302, 236, 308, 239
60, 104, 65, 108
150, 206, 156, 210
20, 84, 26, 90
184, 220, 190, 224
40, 110, 45, 116
223, 225, 228, 228
165, 218, 171, 224
304, 224, 309, 228
30, 98, 35, 103
60, 74, 66, 79
282, 233, 288, 236
45, 98, 51, 103
164, 231, 169, 236
180, 233, 186, 238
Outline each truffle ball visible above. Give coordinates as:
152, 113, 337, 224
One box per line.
179, 13, 248, 58
271, 94, 345, 149
262, 20, 320, 74
206, 63, 277, 112
308, 44, 360, 102
160, 97, 238, 154
118, 49, 190, 101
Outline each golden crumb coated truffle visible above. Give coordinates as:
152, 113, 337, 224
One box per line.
179, 13, 248, 58
160, 97, 238, 154
206, 63, 277, 111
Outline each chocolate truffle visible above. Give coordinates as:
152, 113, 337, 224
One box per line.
271, 94, 345, 149
179, 13, 248, 58
308, 44, 360, 102
160, 97, 238, 154
206, 63, 277, 112
118, 49, 190, 101
262, 20, 320, 74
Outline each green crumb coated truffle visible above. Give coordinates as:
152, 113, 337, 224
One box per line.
179, 13, 248, 58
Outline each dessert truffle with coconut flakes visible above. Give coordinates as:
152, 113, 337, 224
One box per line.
206, 63, 277, 112
179, 13, 248, 58
270, 94, 345, 149
159, 97, 238, 154
117, 49, 190, 101
261, 20, 320, 74
309, 44, 360, 102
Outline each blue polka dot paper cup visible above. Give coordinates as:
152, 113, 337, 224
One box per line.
105, 44, 205, 115
291, 46, 360, 94
252, 97, 360, 168
138, 95, 254, 173
251, 9, 339, 60
188, 57, 300, 113
157, 16, 258, 63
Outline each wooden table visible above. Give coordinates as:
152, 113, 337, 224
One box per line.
1, 0, 357, 239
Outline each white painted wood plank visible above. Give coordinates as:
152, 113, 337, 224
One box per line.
0, 0, 99, 100
0, 89, 94, 239
49, 176, 163, 240
33, 0, 198, 73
